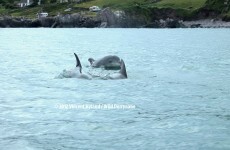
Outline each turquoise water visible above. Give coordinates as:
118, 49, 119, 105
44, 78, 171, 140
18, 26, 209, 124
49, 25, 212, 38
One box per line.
0, 28, 230, 150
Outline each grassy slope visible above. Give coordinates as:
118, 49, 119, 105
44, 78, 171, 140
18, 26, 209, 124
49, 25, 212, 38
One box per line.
1, 4, 62, 18
1, 0, 229, 19
205, 0, 230, 16
74, 0, 207, 20
75, 0, 230, 18
74, 0, 143, 9
10, 7, 42, 18
75, 0, 206, 10
151, 0, 206, 11
0, 5, 6, 14
2, 3, 87, 18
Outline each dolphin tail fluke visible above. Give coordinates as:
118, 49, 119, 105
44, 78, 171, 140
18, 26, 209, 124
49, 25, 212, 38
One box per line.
119, 59, 127, 78
74, 53, 82, 73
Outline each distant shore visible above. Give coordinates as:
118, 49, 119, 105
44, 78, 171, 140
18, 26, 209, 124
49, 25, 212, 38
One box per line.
1, 17, 230, 28
183, 19, 230, 28
1, 8, 230, 28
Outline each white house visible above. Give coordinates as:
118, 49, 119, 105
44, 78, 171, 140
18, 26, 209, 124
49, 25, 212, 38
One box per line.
17, 0, 42, 7
37, 12, 48, 19
18, 0, 33, 7
89, 6, 101, 12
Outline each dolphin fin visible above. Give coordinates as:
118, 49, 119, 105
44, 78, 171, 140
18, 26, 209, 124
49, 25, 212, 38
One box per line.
119, 59, 127, 78
74, 53, 82, 73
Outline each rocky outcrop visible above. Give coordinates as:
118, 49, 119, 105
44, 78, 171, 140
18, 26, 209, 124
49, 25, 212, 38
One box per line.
98, 8, 147, 28
0, 16, 43, 27
223, 15, 230, 21
0, 16, 38, 27
143, 18, 185, 28
183, 19, 230, 28
0, 7, 230, 28
148, 8, 183, 20
40, 17, 56, 27
0, 13, 101, 28
191, 8, 221, 20
97, 7, 185, 28
98, 8, 117, 27
0, 13, 186, 28
55, 13, 101, 28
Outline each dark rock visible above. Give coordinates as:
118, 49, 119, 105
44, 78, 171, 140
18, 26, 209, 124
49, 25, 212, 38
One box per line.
143, 21, 161, 28
0, 17, 24, 27
29, 19, 42, 27
10, 18, 26, 27
193, 8, 221, 20
55, 13, 100, 28
143, 19, 185, 28
98, 7, 117, 27
97, 7, 149, 28
165, 18, 184, 28
0, 17, 42, 28
191, 24, 201, 28
0, 17, 7, 27
148, 8, 181, 20
222, 15, 230, 21
40, 17, 56, 27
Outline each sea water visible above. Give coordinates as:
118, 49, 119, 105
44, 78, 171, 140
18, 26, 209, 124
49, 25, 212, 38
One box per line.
0, 28, 230, 150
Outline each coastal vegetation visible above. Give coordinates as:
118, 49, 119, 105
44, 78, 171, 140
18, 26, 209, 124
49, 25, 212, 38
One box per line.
0, 0, 230, 20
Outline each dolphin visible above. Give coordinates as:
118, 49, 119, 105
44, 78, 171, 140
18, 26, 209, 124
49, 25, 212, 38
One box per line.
103, 59, 128, 80
88, 55, 121, 70
57, 53, 91, 80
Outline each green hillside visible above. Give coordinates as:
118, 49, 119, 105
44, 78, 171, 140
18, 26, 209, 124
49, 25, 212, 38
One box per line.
152, 0, 206, 10
74, 0, 206, 11
0, 0, 230, 19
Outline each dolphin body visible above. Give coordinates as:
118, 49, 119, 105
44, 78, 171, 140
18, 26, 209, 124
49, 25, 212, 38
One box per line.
103, 59, 128, 80
88, 55, 121, 70
57, 53, 91, 80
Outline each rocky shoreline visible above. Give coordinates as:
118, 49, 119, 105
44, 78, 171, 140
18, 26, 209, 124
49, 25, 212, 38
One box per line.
1, 8, 230, 28
183, 19, 230, 28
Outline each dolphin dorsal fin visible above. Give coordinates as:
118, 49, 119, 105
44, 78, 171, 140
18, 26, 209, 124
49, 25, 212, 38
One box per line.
74, 53, 82, 73
119, 59, 127, 78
